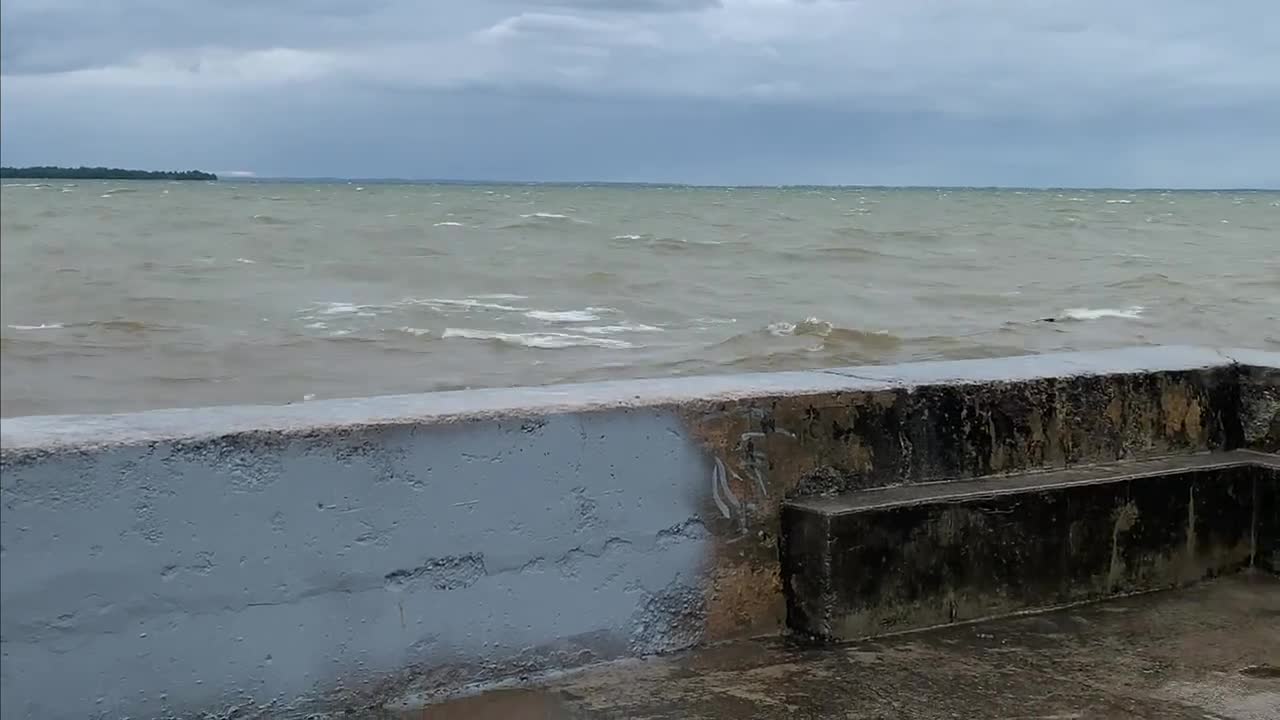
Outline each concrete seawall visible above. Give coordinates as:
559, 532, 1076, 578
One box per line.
2, 346, 1278, 719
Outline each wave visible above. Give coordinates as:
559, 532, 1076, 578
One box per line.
99, 188, 138, 196
579, 322, 664, 335
313, 302, 381, 316
736, 317, 903, 348
251, 214, 291, 225
433, 221, 465, 227
66, 319, 183, 333
767, 317, 834, 337
525, 309, 601, 323
7, 323, 65, 330
808, 245, 902, 261
1104, 273, 1187, 290
393, 326, 433, 337
612, 234, 722, 252
1105, 199, 1134, 204
498, 212, 590, 230
1058, 306, 1145, 321
234, 257, 257, 264
442, 328, 634, 349
402, 297, 525, 312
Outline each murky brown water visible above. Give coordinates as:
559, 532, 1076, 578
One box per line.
4, 181, 1277, 416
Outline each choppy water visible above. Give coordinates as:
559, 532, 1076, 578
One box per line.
2, 180, 1277, 417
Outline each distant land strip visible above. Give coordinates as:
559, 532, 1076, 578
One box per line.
1, 166, 217, 181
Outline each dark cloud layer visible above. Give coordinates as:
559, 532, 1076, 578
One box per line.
2, 0, 1277, 186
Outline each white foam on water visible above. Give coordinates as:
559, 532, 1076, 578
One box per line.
395, 326, 432, 337
472, 293, 528, 301
521, 212, 571, 219
7, 323, 65, 330
442, 328, 634, 349
403, 297, 525, 312
768, 317, 834, 337
612, 234, 646, 240
1060, 306, 1145, 320
316, 302, 362, 315
525, 309, 600, 323
579, 322, 664, 334
310, 301, 385, 316
234, 257, 256, 264
304, 322, 328, 329
433, 221, 465, 227
1105, 199, 1134, 204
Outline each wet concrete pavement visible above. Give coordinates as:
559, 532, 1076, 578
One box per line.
393, 572, 1280, 720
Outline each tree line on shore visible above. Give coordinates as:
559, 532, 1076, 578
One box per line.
1, 166, 217, 181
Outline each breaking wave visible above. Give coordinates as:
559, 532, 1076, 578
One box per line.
1059, 306, 1145, 321
442, 328, 634, 350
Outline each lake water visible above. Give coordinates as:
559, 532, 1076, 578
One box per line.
2, 180, 1276, 417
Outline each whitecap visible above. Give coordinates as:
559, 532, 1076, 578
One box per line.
1061, 306, 1145, 321
7, 323, 65, 330
472, 293, 528, 300
580, 322, 664, 335
768, 317, 834, 337
304, 322, 328, 329
442, 328, 633, 349
402, 297, 524, 312
433, 221, 465, 227
525, 309, 600, 323
395, 326, 432, 337
612, 234, 646, 240
234, 257, 256, 264
520, 212, 570, 219
1105, 199, 1134, 204
311, 301, 383, 316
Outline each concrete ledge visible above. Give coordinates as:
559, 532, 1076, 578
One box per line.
2, 346, 1279, 720
781, 452, 1277, 640
1, 345, 1264, 454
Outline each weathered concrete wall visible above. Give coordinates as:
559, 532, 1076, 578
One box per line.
1, 346, 1277, 719
781, 454, 1278, 640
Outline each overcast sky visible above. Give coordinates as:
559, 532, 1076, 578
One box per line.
2, 0, 1278, 187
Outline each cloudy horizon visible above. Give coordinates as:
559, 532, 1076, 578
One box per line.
3, 0, 1278, 188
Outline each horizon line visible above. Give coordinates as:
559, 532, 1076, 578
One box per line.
239, 177, 1279, 192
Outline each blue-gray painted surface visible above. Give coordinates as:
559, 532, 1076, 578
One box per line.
2, 411, 712, 719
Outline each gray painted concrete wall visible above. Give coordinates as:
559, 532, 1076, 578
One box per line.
2, 346, 1277, 720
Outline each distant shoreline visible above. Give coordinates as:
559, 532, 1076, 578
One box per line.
0, 166, 217, 181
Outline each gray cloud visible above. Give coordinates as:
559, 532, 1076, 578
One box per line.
2, 0, 1278, 186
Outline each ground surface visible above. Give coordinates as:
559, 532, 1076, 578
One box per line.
392, 572, 1280, 720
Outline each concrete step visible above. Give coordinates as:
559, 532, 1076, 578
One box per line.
781, 450, 1279, 641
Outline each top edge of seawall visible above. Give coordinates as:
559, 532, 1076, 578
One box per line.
3, 346, 1276, 455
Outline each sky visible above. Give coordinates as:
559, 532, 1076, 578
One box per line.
2, 0, 1278, 187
